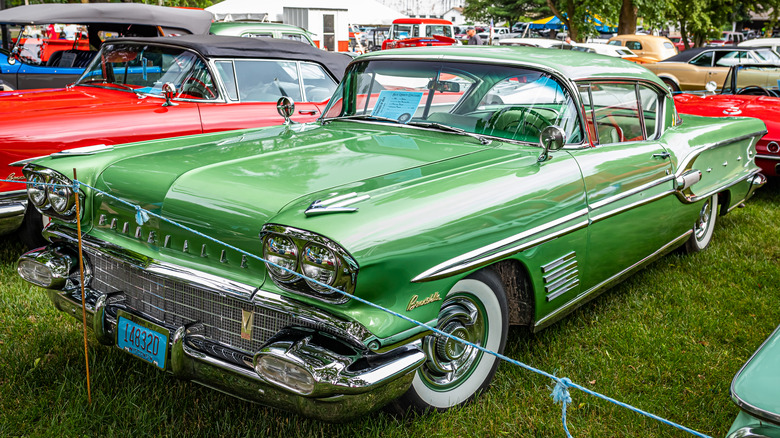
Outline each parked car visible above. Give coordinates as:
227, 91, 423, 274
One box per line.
16, 46, 767, 421
708, 30, 745, 46
726, 325, 780, 438
497, 37, 570, 49
210, 21, 316, 47
570, 42, 657, 63
607, 34, 678, 61
0, 3, 212, 90
382, 18, 458, 50
643, 46, 780, 92
476, 27, 515, 42
674, 63, 780, 177
0, 34, 350, 247
668, 35, 693, 52
739, 37, 780, 52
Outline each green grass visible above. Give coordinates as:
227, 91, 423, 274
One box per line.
1, 179, 778, 437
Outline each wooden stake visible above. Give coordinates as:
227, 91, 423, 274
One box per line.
73, 168, 92, 404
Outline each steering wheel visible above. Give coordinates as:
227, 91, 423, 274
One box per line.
182, 76, 217, 99
487, 106, 553, 140
736, 85, 772, 96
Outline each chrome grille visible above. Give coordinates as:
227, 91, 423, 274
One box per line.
86, 250, 308, 353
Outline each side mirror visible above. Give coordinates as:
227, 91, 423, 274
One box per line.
7, 46, 18, 65
705, 81, 717, 93
277, 96, 295, 125
538, 125, 565, 162
161, 82, 178, 107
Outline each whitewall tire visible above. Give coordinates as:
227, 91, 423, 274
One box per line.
683, 193, 717, 253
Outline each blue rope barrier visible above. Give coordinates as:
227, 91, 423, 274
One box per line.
2, 177, 711, 438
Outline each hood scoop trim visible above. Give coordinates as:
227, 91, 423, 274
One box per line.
304, 192, 371, 217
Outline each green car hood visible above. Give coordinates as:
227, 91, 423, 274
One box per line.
731, 325, 780, 426
84, 122, 500, 280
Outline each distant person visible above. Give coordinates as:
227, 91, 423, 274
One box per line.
466, 27, 483, 45
63, 24, 78, 40
564, 36, 572, 44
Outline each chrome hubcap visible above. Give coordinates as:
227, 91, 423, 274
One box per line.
421, 295, 486, 389
694, 198, 712, 241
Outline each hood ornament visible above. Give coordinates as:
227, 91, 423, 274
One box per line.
305, 192, 371, 217
723, 106, 742, 115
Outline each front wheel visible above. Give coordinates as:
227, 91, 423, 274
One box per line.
390, 269, 508, 413
682, 193, 718, 253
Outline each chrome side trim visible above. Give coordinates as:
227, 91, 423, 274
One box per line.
755, 154, 780, 162
675, 131, 766, 174
411, 208, 589, 283
730, 324, 780, 428
590, 190, 676, 224
534, 230, 691, 331
676, 169, 763, 204
588, 176, 674, 211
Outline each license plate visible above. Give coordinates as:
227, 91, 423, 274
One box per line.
116, 312, 168, 370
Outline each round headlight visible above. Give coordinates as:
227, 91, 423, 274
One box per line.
301, 243, 338, 294
47, 176, 75, 213
27, 174, 47, 207
263, 235, 298, 282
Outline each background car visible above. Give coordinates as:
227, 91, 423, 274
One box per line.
209, 21, 316, 46
643, 46, 780, 92
16, 46, 767, 422
668, 34, 693, 52
607, 34, 678, 61
570, 42, 658, 63
726, 325, 780, 438
497, 37, 570, 48
0, 3, 212, 90
0, 35, 350, 247
739, 37, 780, 52
382, 18, 458, 50
674, 63, 780, 177
708, 30, 745, 46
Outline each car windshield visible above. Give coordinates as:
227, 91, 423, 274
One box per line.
76, 43, 217, 100
722, 65, 780, 96
11, 23, 92, 66
322, 60, 584, 145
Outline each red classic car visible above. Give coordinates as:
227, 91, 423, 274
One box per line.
0, 34, 350, 246
381, 18, 459, 50
674, 63, 780, 178
0, 3, 213, 90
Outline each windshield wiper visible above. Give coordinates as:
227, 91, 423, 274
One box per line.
77, 81, 143, 97
407, 121, 493, 145
327, 114, 401, 123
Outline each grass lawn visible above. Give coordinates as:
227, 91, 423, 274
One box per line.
1, 178, 778, 437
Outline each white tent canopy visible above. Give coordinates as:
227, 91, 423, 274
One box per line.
206, 0, 406, 25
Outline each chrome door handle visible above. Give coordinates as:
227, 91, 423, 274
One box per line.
298, 110, 317, 115
652, 152, 670, 159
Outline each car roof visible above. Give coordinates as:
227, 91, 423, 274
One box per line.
661, 46, 763, 63
108, 35, 352, 81
392, 18, 452, 25
356, 45, 665, 86
0, 3, 212, 35
210, 21, 311, 35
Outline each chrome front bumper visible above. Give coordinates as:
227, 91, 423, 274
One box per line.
21, 245, 425, 421
0, 190, 27, 235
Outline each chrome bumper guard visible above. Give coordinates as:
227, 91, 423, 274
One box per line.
21, 246, 425, 422
0, 191, 27, 235
745, 173, 767, 201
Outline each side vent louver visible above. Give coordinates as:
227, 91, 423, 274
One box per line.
542, 251, 579, 301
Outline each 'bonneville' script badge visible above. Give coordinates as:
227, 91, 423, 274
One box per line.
407, 292, 442, 312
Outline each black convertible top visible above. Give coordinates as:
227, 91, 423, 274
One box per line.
661, 46, 766, 63
108, 35, 353, 81
0, 3, 212, 35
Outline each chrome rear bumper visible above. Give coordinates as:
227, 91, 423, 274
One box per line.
21, 245, 425, 421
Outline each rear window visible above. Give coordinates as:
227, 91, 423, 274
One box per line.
626, 41, 642, 50
663, 42, 674, 49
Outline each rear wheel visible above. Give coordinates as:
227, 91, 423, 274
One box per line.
683, 193, 717, 253
390, 270, 508, 413
662, 78, 680, 93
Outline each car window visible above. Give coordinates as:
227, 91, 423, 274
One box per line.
690, 51, 714, 67
78, 43, 217, 100
282, 33, 309, 44
300, 62, 338, 102
626, 41, 642, 50
580, 82, 646, 144
242, 32, 274, 38
715, 50, 748, 67
233, 59, 302, 102
324, 60, 583, 145
663, 42, 674, 49
607, 40, 622, 46
638, 85, 660, 139
391, 25, 411, 39
215, 60, 238, 101
425, 25, 452, 37
751, 49, 780, 63
412, 25, 420, 38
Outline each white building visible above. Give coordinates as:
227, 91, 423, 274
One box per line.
374, 0, 462, 19
442, 7, 465, 26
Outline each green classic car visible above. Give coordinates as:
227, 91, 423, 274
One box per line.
17, 46, 768, 421
727, 325, 780, 438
